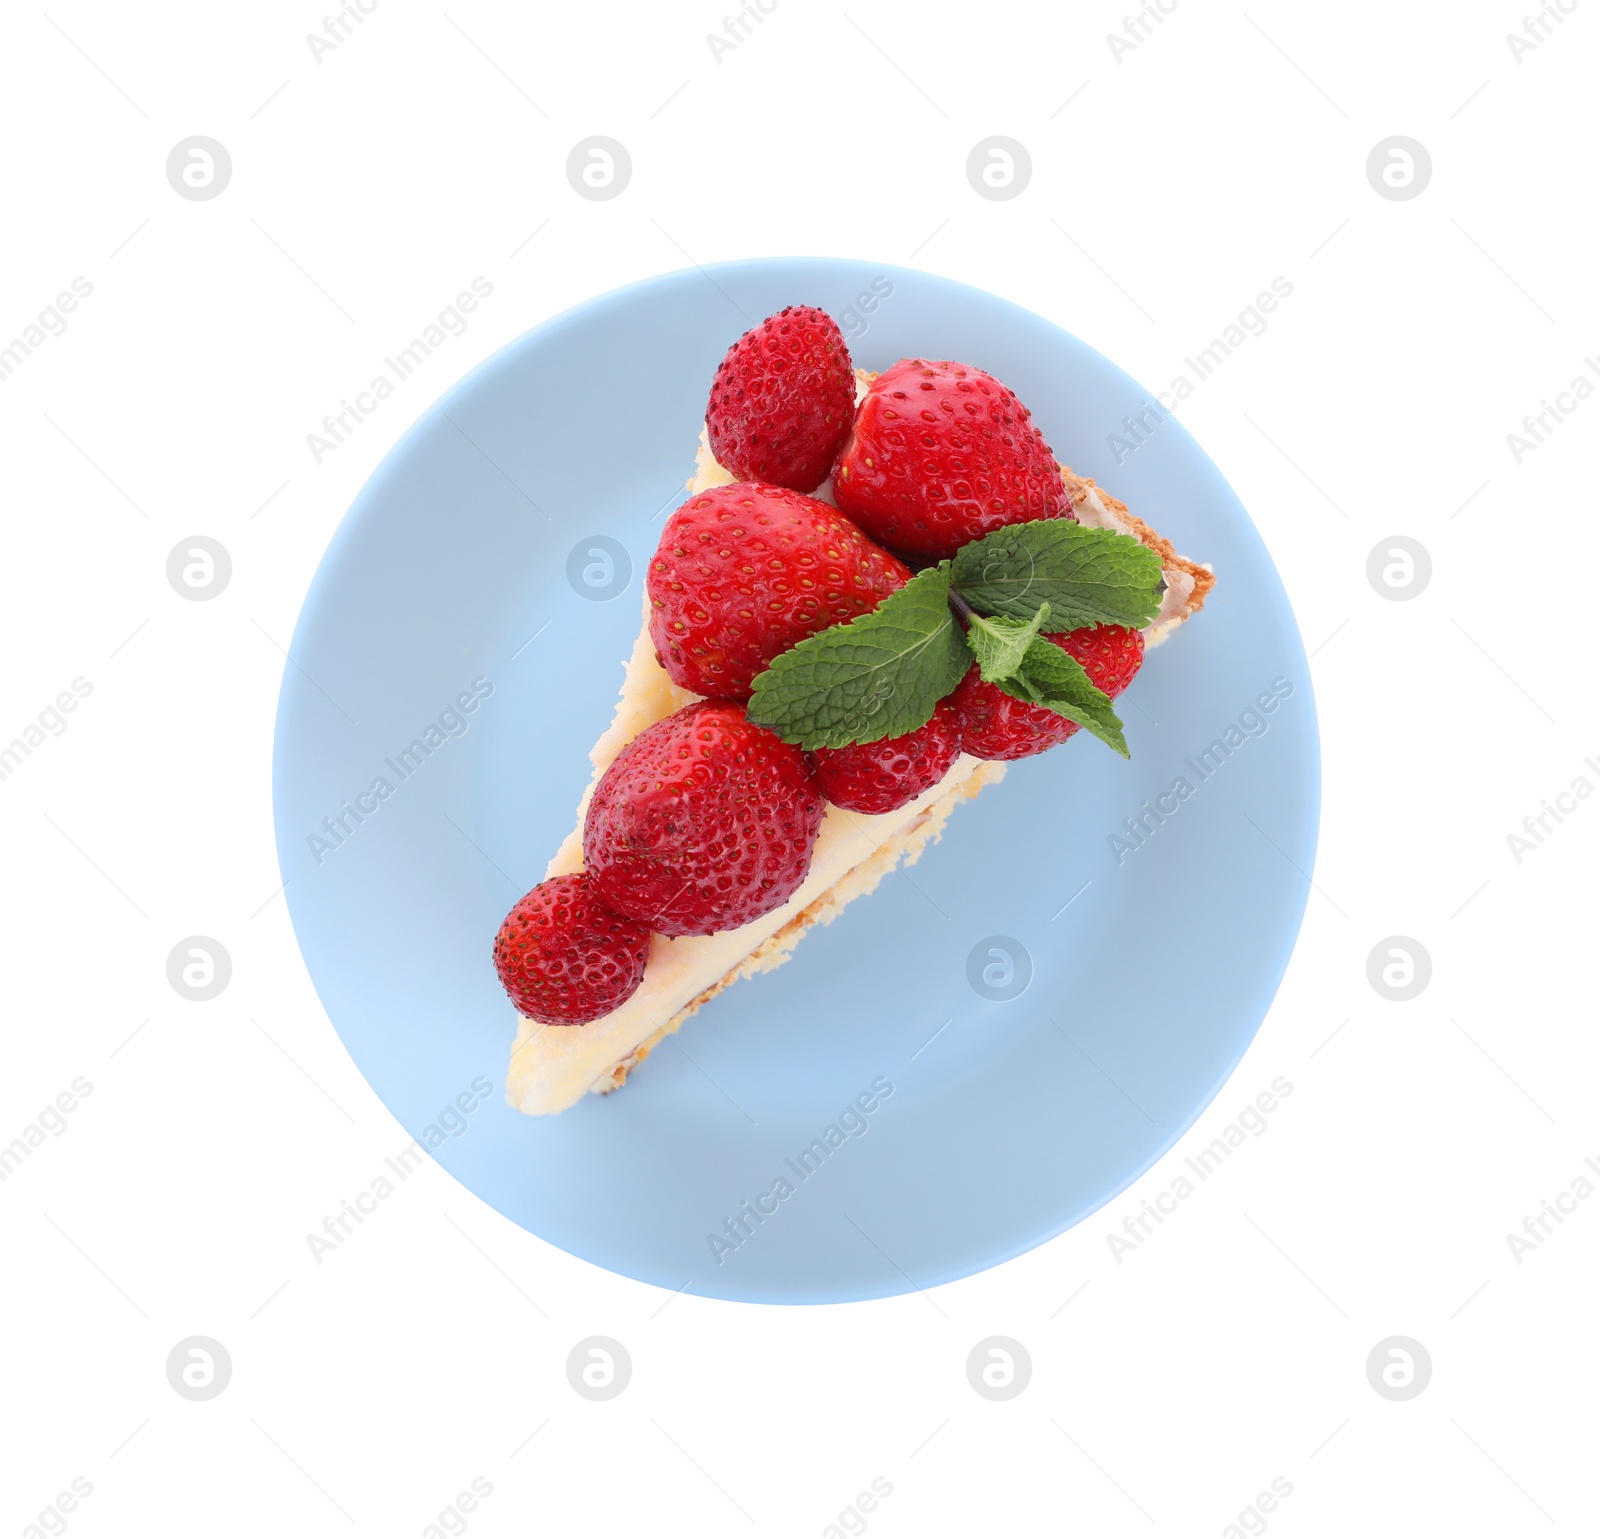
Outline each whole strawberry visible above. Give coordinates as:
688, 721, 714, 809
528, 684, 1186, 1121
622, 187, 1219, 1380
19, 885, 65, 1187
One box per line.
707, 306, 857, 491
493, 873, 651, 1024
809, 699, 963, 814
956, 624, 1144, 761
832, 359, 1071, 559
584, 701, 825, 937
649, 482, 911, 702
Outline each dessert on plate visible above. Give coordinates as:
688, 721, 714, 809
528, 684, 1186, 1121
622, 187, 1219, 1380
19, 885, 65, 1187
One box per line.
497, 306, 1213, 1115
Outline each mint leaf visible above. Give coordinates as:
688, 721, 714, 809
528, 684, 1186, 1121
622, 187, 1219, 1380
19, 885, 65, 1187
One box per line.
951, 520, 1165, 629
999, 638, 1130, 757
746, 565, 973, 749
966, 602, 1050, 683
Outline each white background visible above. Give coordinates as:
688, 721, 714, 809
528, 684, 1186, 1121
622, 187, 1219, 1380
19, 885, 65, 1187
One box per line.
2, 1, 1597, 1534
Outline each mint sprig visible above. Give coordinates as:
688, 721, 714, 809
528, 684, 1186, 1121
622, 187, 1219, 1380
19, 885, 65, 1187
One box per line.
746, 517, 1157, 757
999, 639, 1130, 758
746, 564, 971, 750
950, 520, 1165, 630
966, 601, 1050, 683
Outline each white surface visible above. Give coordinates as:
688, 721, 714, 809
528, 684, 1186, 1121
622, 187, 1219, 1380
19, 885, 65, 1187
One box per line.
2, 2, 1596, 1534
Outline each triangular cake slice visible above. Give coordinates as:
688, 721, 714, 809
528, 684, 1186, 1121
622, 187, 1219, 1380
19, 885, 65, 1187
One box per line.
507, 378, 1212, 1115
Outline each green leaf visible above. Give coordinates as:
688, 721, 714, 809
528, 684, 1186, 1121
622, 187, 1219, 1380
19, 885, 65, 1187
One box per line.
951, 520, 1166, 629
999, 638, 1130, 758
746, 565, 973, 750
966, 602, 1050, 684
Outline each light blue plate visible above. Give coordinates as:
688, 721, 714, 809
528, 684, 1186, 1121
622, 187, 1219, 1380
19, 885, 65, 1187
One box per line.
273, 259, 1319, 1304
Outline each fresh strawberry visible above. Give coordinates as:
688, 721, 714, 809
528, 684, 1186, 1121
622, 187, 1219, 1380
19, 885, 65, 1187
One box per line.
649, 482, 911, 702
1060, 623, 1146, 700
832, 359, 1072, 559
955, 624, 1144, 761
707, 306, 857, 491
809, 699, 963, 814
584, 701, 825, 937
493, 873, 651, 1024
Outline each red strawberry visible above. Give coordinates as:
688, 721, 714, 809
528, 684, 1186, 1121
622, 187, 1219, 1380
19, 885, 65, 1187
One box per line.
832, 359, 1072, 559
707, 306, 857, 491
809, 699, 963, 815
493, 873, 651, 1024
955, 624, 1145, 761
584, 701, 825, 937
649, 482, 911, 702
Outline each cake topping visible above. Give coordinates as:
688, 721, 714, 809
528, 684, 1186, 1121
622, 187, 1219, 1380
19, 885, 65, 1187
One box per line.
583, 701, 825, 937
832, 358, 1072, 558
493, 873, 651, 1025
955, 624, 1145, 762
495, 304, 1210, 1055
747, 563, 972, 749
706, 305, 857, 491
809, 698, 963, 815
745, 520, 1163, 757
947, 517, 1169, 629
648, 482, 910, 703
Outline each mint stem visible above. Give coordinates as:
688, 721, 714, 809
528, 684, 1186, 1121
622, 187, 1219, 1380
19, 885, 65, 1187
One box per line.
947, 588, 976, 626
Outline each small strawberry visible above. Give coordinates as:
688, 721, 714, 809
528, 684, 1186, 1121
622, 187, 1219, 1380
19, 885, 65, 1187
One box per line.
584, 701, 825, 937
493, 873, 651, 1024
649, 482, 911, 702
955, 624, 1144, 761
1060, 623, 1146, 700
832, 359, 1072, 559
707, 306, 857, 491
809, 699, 963, 814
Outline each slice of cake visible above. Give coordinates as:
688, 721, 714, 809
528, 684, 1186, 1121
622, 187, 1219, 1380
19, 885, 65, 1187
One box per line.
501, 316, 1212, 1116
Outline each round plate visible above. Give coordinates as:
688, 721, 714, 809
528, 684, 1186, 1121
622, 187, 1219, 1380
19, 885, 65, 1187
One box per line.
273, 259, 1319, 1304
